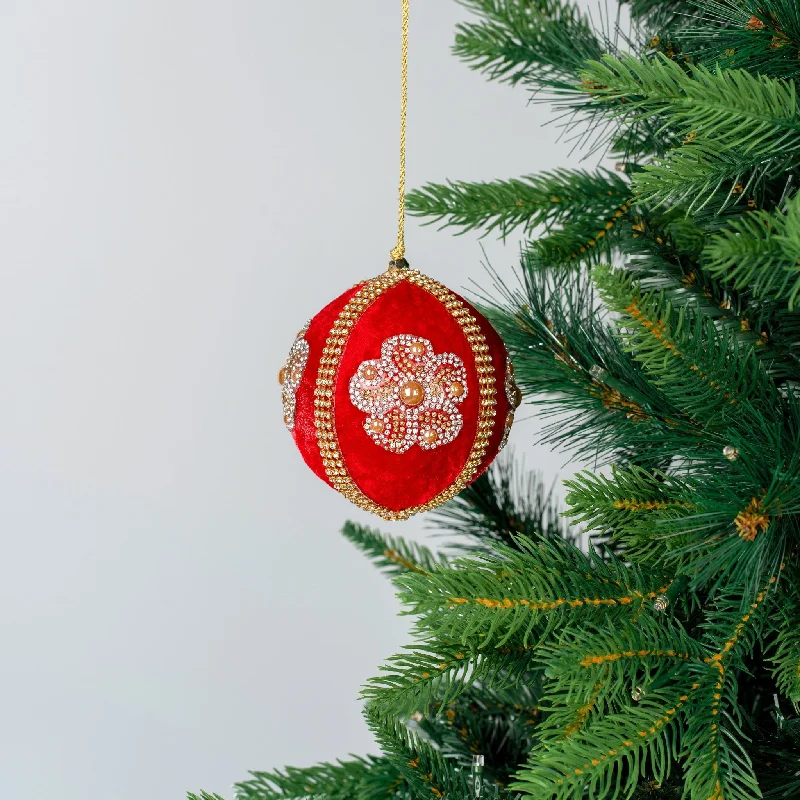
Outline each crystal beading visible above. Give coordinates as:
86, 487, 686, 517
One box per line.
499, 358, 518, 450
349, 334, 468, 452
280, 322, 310, 430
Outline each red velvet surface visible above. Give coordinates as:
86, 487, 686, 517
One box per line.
335, 280, 479, 511
291, 283, 364, 488
289, 275, 512, 514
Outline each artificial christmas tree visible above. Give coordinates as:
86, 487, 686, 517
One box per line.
192, 0, 800, 797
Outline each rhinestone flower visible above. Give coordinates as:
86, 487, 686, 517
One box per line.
279, 322, 310, 430
349, 335, 468, 453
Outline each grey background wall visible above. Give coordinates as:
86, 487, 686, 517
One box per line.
0, 2, 595, 798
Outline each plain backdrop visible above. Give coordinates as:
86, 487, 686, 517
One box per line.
0, 2, 602, 798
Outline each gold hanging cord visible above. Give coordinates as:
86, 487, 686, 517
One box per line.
389, 0, 409, 265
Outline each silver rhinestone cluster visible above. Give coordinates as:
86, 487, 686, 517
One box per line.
504, 362, 516, 406
349, 334, 467, 453
280, 322, 310, 430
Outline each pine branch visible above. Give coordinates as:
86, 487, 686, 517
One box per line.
511, 684, 692, 800
634, 145, 795, 213
680, 571, 788, 800
768, 587, 800, 702
341, 521, 448, 577
564, 444, 800, 594
365, 708, 472, 800
189, 794, 229, 800
615, 210, 800, 383
577, 54, 800, 209
405, 169, 630, 240
480, 266, 700, 468
453, 0, 603, 90
526, 199, 633, 267
623, 0, 698, 33
703, 193, 800, 309
580, 54, 800, 150
234, 755, 402, 800
535, 614, 705, 746
395, 536, 674, 650
414, 682, 542, 788
593, 264, 780, 429
564, 465, 694, 561
362, 639, 535, 718
688, 0, 800, 82
680, 674, 760, 800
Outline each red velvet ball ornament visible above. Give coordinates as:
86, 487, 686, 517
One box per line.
279, 267, 520, 520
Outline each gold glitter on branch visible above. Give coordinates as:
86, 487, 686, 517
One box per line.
625, 300, 736, 405
382, 548, 428, 574
568, 201, 632, 260
703, 565, 785, 784
734, 497, 770, 541
446, 583, 671, 612
613, 499, 693, 512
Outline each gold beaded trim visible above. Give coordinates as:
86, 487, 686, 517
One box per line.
314, 268, 497, 520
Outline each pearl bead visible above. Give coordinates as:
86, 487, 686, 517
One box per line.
513, 386, 522, 409
361, 364, 378, 380
449, 380, 464, 397
409, 341, 426, 356
399, 380, 425, 407
422, 428, 438, 444
368, 418, 385, 433
278, 367, 287, 385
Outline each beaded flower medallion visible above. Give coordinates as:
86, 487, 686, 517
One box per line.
349, 334, 468, 453
279, 322, 310, 430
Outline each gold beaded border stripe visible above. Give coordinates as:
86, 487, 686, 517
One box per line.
314, 268, 497, 521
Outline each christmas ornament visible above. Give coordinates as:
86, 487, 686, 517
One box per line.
653, 594, 669, 613
278, 0, 519, 520
722, 444, 739, 461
